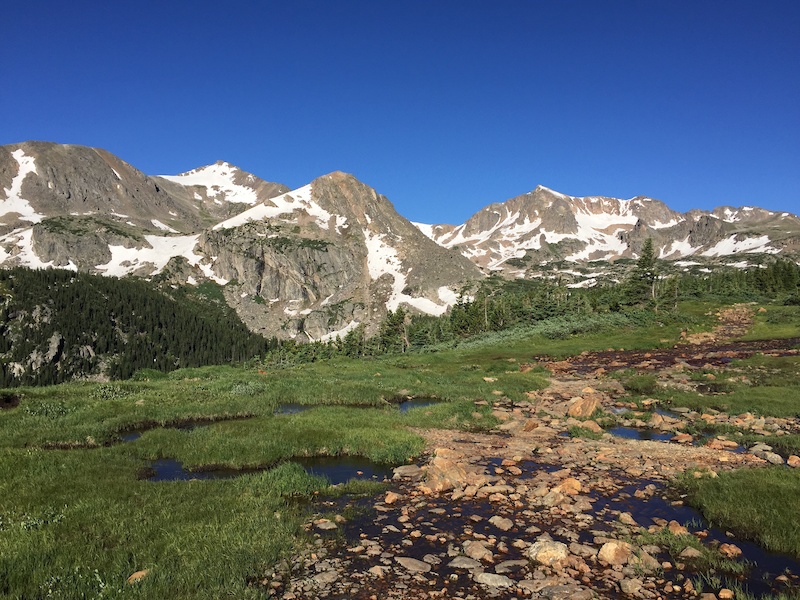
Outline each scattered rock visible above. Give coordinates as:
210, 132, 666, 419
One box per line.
489, 515, 514, 531
448, 556, 482, 569
620, 577, 643, 596
463, 540, 494, 563
679, 547, 703, 559
568, 396, 598, 418
474, 572, 515, 588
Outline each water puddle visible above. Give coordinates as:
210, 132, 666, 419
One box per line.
145, 459, 255, 481
144, 455, 396, 484
275, 403, 313, 415
0, 393, 20, 410
119, 416, 251, 443
294, 456, 395, 485
120, 422, 198, 443
591, 483, 800, 597
608, 426, 674, 441
324, 460, 800, 599
397, 398, 444, 413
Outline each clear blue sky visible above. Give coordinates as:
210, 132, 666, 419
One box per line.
3, 1, 798, 224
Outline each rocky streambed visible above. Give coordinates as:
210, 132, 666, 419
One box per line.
273, 330, 800, 600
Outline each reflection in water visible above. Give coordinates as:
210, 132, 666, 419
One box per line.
145, 455, 396, 485
274, 403, 313, 415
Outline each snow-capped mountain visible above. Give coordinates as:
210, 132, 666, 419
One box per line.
0, 142, 479, 341
416, 185, 800, 278
2, 141, 799, 338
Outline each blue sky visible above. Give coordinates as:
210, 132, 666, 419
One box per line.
3, 1, 798, 224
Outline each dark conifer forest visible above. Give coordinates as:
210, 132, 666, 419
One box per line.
0, 268, 275, 386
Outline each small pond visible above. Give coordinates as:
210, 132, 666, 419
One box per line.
145, 459, 253, 482
294, 456, 395, 485
120, 421, 200, 443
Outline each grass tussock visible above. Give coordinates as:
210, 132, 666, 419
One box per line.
678, 467, 800, 558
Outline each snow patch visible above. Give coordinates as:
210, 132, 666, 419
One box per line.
0, 228, 76, 270
650, 217, 681, 229
212, 184, 347, 232
316, 320, 361, 343
151, 219, 178, 233
363, 230, 452, 316
701, 235, 778, 257
161, 162, 259, 205
412, 221, 433, 238
1, 149, 45, 223
94, 234, 228, 284
660, 237, 700, 258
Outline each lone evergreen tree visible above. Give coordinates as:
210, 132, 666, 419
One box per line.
626, 238, 658, 305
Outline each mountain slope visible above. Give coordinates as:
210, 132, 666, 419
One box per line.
416, 185, 800, 277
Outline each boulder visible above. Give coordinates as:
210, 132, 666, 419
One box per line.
394, 557, 431, 573
598, 541, 633, 566
526, 540, 569, 566
568, 396, 599, 418
474, 572, 515, 588
463, 540, 494, 563
489, 515, 514, 531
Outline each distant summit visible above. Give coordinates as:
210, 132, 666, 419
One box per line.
415, 185, 800, 279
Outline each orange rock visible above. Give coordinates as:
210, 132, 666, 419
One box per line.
126, 569, 149, 584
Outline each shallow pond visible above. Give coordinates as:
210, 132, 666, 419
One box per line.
294, 456, 395, 485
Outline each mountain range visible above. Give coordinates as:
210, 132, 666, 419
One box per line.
2, 141, 799, 340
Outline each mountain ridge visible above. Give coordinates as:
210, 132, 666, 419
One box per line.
2, 141, 799, 337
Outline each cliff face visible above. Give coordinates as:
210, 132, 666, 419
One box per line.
195, 172, 481, 340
